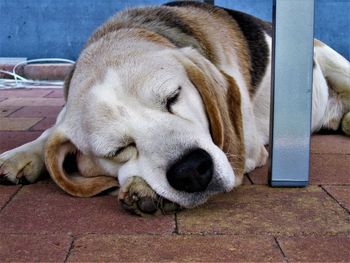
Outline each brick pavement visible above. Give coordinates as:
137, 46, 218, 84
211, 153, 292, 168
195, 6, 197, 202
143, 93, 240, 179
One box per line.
0, 88, 349, 262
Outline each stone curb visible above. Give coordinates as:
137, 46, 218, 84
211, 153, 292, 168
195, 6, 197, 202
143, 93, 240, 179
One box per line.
0, 63, 74, 80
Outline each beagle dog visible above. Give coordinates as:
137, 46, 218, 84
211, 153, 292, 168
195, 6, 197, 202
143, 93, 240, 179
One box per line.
1, 2, 349, 216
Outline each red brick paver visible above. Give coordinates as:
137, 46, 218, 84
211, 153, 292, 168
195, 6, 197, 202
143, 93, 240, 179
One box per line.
0, 185, 21, 209
0, 234, 72, 262
177, 186, 350, 236
0, 180, 174, 235
0, 97, 64, 107
29, 117, 57, 131
311, 134, 350, 154
248, 164, 268, 184
68, 235, 284, 262
8, 105, 63, 118
0, 87, 349, 262
45, 89, 64, 98
248, 152, 350, 185
0, 131, 42, 152
323, 185, 350, 212
0, 106, 22, 117
0, 117, 43, 131
277, 236, 350, 263
0, 89, 52, 98
310, 154, 350, 184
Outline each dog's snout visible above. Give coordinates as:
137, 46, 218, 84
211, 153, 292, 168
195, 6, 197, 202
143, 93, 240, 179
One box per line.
166, 149, 213, 193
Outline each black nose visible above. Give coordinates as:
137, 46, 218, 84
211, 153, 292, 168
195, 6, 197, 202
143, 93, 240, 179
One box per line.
166, 149, 213, 193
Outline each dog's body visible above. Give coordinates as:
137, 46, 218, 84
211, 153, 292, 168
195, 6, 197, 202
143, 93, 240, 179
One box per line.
1, 2, 349, 215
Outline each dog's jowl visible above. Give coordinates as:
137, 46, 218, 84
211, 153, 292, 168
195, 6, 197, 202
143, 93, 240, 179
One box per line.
1, 2, 349, 216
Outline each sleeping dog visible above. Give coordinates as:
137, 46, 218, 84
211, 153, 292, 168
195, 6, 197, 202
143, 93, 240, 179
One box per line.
1, 2, 349, 216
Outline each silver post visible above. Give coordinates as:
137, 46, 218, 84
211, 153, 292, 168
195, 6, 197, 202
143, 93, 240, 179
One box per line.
269, 0, 315, 186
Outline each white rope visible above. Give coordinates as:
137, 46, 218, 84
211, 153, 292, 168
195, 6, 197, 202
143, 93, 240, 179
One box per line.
0, 58, 75, 89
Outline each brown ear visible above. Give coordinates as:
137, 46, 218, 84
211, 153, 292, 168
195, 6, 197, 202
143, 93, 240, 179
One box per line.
176, 49, 225, 148
176, 48, 245, 179
45, 130, 119, 197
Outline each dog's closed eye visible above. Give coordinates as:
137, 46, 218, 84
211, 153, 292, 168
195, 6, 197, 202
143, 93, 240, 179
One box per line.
165, 86, 181, 113
106, 142, 137, 162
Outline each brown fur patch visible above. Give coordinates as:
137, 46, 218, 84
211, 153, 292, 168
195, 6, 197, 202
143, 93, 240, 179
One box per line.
86, 8, 180, 49
184, 63, 224, 148
165, 2, 252, 93
133, 28, 175, 48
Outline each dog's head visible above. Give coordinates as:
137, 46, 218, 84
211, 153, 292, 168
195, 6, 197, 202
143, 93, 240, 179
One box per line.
44, 38, 245, 209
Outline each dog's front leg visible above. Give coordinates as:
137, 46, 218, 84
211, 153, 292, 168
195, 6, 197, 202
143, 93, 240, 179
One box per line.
0, 107, 66, 184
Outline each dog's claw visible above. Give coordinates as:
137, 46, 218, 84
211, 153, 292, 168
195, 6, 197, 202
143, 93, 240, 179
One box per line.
118, 176, 182, 216
0, 173, 14, 185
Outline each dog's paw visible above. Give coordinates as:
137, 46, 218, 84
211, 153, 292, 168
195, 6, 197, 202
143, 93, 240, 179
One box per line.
118, 176, 181, 216
341, 112, 350, 136
0, 150, 45, 185
258, 145, 268, 167
245, 145, 268, 173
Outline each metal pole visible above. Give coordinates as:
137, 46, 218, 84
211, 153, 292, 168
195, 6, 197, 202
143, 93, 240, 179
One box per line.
269, 0, 315, 186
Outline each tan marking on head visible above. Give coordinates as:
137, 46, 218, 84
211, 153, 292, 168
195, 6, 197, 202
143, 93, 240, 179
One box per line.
131, 28, 175, 48
168, 8, 217, 63
86, 8, 175, 49
213, 9, 252, 91
172, 6, 252, 92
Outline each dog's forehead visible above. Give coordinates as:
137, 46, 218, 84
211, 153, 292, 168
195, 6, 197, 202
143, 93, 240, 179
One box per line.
89, 70, 182, 110
117, 54, 186, 96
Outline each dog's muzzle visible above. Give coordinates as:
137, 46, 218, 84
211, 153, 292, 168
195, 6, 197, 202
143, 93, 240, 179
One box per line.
166, 148, 213, 193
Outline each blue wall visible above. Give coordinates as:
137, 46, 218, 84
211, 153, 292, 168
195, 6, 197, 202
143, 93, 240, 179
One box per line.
217, 0, 350, 60
1, 0, 349, 60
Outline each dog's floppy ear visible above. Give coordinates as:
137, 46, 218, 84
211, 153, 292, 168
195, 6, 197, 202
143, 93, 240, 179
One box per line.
45, 130, 118, 197
176, 48, 245, 179
175, 48, 225, 148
